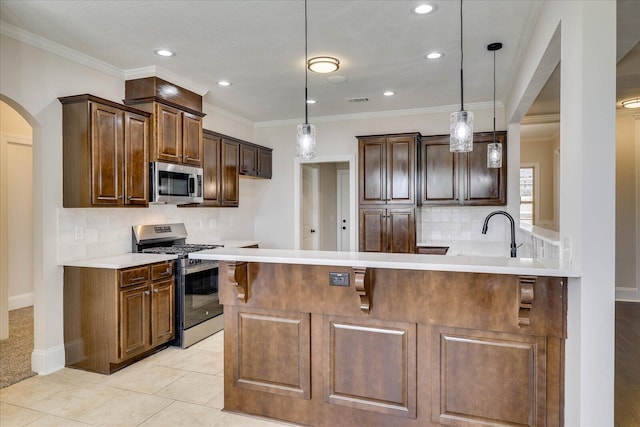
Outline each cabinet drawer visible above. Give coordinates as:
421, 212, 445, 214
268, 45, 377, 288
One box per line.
120, 266, 150, 287
151, 262, 174, 281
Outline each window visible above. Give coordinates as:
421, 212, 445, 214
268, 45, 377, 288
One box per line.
520, 167, 534, 225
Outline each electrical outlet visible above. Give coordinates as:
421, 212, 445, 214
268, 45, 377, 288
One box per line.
74, 225, 84, 241
329, 272, 350, 287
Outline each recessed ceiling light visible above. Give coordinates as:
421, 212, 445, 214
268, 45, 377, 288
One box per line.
621, 98, 640, 109
411, 3, 437, 15
306, 99, 316, 104
217, 81, 231, 87
383, 91, 395, 96
308, 57, 340, 73
425, 52, 443, 60
154, 49, 175, 57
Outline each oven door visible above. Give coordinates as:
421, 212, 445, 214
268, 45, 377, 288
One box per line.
181, 262, 222, 330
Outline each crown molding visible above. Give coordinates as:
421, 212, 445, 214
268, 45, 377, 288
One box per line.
255, 101, 499, 129
123, 66, 210, 96
0, 22, 123, 79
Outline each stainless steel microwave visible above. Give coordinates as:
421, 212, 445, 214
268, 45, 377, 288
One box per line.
150, 162, 203, 205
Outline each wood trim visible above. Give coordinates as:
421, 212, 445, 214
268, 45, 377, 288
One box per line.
353, 267, 371, 312
519, 276, 536, 326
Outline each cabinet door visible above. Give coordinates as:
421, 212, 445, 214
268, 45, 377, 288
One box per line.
386, 136, 415, 204
154, 103, 182, 163
151, 279, 175, 346
91, 102, 123, 205
463, 132, 507, 206
257, 149, 272, 179
239, 143, 258, 176
421, 135, 459, 205
358, 137, 386, 204
221, 139, 240, 207
123, 111, 149, 206
359, 208, 387, 252
387, 208, 415, 253
202, 134, 222, 205
119, 284, 150, 360
182, 112, 203, 166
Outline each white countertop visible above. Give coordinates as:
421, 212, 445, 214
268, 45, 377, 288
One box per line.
190, 248, 579, 277
417, 241, 511, 257
60, 253, 178, 269
187, 240, 259, 248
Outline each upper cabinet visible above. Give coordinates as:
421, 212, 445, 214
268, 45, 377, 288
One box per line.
239, 141, 273, 179
201, 130, 240, 207
59, 94, 150, 208
421, 131, 507, 206
358, 133, 419, 205
124, 77, 205, 167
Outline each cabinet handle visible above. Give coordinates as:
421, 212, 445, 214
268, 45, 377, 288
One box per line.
144, 290, 150, 295
154, 288, 159, 293
131, 276, 146, 282
127, 196, 132, 200
161, 268, 171, 276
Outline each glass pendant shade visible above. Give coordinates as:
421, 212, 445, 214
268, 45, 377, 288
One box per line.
487, 142, 502, 168
450, 110, 474, 152
297, 123, 316, 159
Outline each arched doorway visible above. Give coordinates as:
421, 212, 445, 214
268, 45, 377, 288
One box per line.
0, 96, 37, 384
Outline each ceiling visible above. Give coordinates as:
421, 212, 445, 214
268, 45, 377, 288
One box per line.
1, 0, 638, 126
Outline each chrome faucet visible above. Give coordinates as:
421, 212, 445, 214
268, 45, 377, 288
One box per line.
482, 210, 518, 258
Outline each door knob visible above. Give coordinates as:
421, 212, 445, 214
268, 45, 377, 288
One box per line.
310, 229, 316, 233
342, 226, 346, 230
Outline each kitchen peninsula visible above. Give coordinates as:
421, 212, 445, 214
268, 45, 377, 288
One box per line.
191, 248, 577, 427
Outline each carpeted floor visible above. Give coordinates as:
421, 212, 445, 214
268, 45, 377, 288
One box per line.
0, 306, 36, 389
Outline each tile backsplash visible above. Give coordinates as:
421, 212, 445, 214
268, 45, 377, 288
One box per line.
57, 204, 250, 263
418, 206, 512, 243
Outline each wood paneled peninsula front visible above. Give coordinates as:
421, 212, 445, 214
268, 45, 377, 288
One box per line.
190, 248, 576, 427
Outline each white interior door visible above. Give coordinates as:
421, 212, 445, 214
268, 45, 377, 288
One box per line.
302, 164, 319, 250
336, 169, 350, 251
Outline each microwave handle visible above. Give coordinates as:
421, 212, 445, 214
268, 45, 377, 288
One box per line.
189, 176, 195, 195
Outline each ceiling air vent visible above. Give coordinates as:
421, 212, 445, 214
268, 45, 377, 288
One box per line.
347, 97, 370, 103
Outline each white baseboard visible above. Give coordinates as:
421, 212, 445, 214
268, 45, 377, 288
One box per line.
31, 344, 65, 375
8, 292, 34, 310
615, 286, 640, 302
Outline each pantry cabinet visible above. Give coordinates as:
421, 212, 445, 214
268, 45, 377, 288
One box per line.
63, 260, 175, 374
59, 94, 150, 208
359, 207, 415, 254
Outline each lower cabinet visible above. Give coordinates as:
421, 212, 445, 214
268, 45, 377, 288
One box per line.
359, 206, 415, 253
64, 261, 175, 374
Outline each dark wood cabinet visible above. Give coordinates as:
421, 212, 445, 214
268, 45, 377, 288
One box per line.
151, 102, 203, 166
358, 133, 419, 253
59, 94, 150, 208
416, 246, 449, 255
358, 133, 418, 205
64, 261, 175, 374
201, 130, 240, 207
421, 131, 507, 206
359, 207, 415, 253
239, 141, 273, 178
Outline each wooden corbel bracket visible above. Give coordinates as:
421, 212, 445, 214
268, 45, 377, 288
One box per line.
518, 275, 536, 326
227, 261, 249, 303
353, 267, 371, 313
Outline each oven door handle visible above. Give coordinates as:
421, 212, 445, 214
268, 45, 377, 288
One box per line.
182, 261, 219, 275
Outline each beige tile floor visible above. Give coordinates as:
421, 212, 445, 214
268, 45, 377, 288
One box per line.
0, 331, 298, 427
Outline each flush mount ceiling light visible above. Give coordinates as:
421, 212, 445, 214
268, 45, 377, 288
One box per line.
383, 91, 395, 96
622, 98, 640, 109
217, 81, 231, 87
154, 49, 175, 57
306, 99, 316, 104
450, 0, 473, 153
297, 0, 316, 160
308, 56, 340, 73
411, 3, 438, 15
487, 42, 503, 168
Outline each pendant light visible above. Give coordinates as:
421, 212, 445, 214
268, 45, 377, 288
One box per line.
450, 0, 473, 153
487, 42, 503, 168
297, 0, 316, 160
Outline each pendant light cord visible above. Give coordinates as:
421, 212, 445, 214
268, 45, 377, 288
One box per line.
304, 0, 309, 125
493, 48, 496, 142
460, 0, 464, 111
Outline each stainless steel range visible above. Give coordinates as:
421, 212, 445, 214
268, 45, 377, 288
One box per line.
132, 223, 223, 348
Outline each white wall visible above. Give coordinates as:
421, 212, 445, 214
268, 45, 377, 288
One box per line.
505, 2, 616, 425
616, 111, 640, 301
0, 33, 255, 374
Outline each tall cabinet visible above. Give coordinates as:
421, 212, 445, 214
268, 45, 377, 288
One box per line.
358, 133, 419, 253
